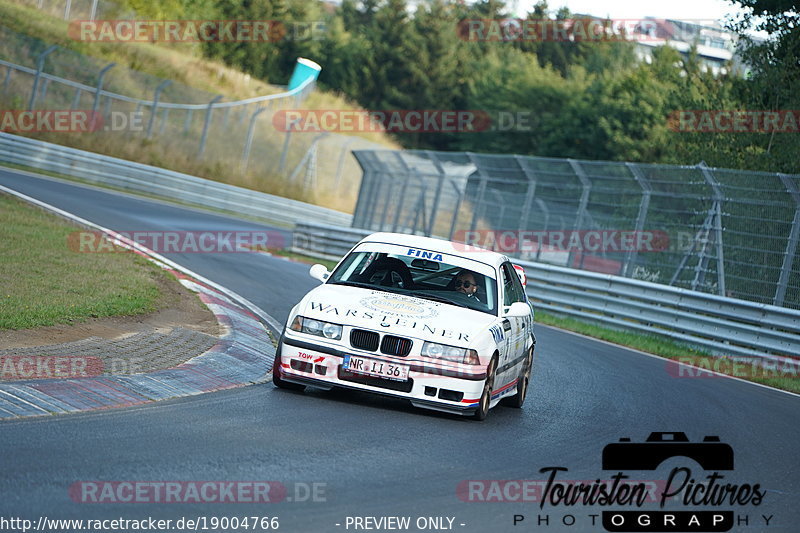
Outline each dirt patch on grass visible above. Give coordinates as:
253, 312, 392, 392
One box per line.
0, 272, 220, 349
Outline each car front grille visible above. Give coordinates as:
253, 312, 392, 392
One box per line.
350, 329, 379, 351
380, 335, 412, 357
350, 329, 412, 357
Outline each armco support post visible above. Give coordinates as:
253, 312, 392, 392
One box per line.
198, 95, 223, 158
28, 45, 57, 111
241, 105, 268, 173
146, 80, 172, 139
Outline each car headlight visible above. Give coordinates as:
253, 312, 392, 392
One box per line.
289, 315, 342, 340
421, 342, 479, 365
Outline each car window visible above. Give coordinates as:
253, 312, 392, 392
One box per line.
508, 264, 528, 303
329, 250, 498, 315
501, 263, 526, 306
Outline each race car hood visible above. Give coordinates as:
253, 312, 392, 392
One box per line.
296, 284, 496, 347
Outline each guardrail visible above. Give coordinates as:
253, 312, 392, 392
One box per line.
292, 222, 800, 364
0, 132, 352, 227
292, 222, 370, 261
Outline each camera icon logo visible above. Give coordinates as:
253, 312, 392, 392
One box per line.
602, 432, 734, 471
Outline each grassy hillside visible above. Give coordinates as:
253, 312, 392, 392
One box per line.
0, 0, 399, 212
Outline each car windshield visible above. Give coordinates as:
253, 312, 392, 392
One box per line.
329, 251, 497, 315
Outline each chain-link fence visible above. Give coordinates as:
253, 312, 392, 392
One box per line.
0, 24, 384, 212
351, 150, 800, 310
11, 0, 131, 21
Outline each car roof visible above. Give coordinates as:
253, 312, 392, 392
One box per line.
358, 232, 510, 269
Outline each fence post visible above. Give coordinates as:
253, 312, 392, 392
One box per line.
567, 159, 592, 231
63, 0, 72, 20
146, 80, 171, 138
278, 116, 300, 173
697, 162, 726, 296
515, 155, 538, 235
350, 150, 374, 228
288, 133, 328, 189
28, 45, 57, 110
241, 105, 268, 173
623, 163, 652, 278
92, 62, 115, 114
92, 62, 115, 129
2, 67, 11, 94
89, 0, 99, 20
533, 199, 550, 261
103, 96, 112, 124
775, 174, 800, 306
182, 109, 193, 134
335, 137, 357, 188
567, 159, 592, 269
39, 78, 50, 102
198, 95, 222, 158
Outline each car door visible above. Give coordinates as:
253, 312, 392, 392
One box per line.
508, 262, 534, 348
500, 262, 529, 379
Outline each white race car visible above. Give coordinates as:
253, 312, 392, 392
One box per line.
272, 232, 536, 420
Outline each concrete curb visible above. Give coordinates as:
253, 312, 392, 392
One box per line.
0, 185, 279, 420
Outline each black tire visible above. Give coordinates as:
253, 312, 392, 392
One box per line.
272, 338, 305, 391
472, 356, 497, 421
502, 346, 533, 408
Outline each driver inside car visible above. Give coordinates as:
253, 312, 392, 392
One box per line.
454, 270, 479, 299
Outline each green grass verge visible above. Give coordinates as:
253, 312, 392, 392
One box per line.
535, 310, 800, 394
0, 193, 164, 329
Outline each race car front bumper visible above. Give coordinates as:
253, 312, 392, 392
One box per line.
275, 334, 488, 415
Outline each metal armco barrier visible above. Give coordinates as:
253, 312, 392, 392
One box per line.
0, 132, 351, 227
292, 222, 371, 261
292, 222, 800, 363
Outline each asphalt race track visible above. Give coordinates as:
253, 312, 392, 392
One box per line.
1, 167, 798, 533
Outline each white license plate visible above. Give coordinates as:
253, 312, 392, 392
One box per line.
345, 355, 409, 381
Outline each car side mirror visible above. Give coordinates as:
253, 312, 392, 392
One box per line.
309, 264, 330, 283
503, 301, 530, 318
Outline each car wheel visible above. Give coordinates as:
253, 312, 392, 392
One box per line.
272, 339, 305, 391
472, 356, 497, 421
502, 346, 533, 408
